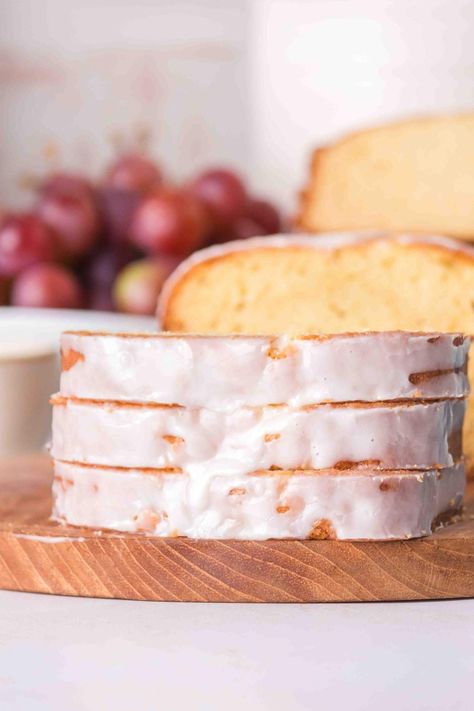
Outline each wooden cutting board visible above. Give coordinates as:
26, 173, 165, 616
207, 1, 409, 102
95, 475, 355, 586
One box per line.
0, 455, 473, 603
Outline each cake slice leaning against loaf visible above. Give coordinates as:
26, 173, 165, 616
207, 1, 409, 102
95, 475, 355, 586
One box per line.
158, 233, 474, 336
157, 232, 474, 468
52, 460, 465, 540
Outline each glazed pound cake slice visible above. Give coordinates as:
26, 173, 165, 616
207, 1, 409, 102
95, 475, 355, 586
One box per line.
51, 397, 465, 473
60, 330, 469, 407
297, 113, 474, 238
52, 460, 465, 540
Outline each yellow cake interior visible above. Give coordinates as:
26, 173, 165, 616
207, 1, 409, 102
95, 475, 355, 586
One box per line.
164, 240, 474, 335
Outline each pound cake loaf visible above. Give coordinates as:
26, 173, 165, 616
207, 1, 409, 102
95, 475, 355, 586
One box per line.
51, 396, 465, 472
52, 460, 465, 540
297, 113, 474, 238
158, 232, 474, 468
60, 330, 469, 407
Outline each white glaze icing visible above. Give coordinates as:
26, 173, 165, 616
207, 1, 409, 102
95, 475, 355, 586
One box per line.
157, 231, 474, 324
52, 460, 465, 540
59, 331, 469, 408
51, 397, 465, 472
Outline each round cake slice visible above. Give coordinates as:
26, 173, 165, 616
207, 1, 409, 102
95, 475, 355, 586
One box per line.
59, 330, 469, 408
52, 460, 465, 541
51, 396, 465, 473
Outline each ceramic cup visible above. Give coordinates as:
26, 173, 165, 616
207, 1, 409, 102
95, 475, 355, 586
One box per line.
0, 340, 58, 458
0, 307, 156, 459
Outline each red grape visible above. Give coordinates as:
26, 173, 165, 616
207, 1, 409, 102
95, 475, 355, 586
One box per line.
0, 278, 8, 305
245, 197, 281, 234
227, 217, 265, 241
0, 214, 56, 278
98, 187, 142, 245
11, 263, 83, 309
104, 153, 161, 193
188, 168, 247, 226
36, 191, 100, 260
113, 256, 179, 315
81, 246, 138, 311
39, 172, 95, 201
131, 188, 206, 257
82, 245, 136, 290
87, 286, 115, 312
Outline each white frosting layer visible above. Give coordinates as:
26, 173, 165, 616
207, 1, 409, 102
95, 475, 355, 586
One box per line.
52, 460, 465, 540
51, 397, 465, 472
59, 331, 469, 408
157, 231, 474, 324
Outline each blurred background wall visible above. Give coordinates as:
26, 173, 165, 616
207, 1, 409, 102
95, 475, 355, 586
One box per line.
0, 0, 248, 207
2, 0, 474, 211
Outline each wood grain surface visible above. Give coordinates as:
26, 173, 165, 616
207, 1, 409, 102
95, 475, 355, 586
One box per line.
0, 455, 473, 602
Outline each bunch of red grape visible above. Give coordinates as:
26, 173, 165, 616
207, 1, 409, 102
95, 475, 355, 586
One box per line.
0, 154, 282, 314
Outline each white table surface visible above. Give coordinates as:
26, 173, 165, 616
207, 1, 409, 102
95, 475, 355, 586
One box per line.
0, 591, 473, 711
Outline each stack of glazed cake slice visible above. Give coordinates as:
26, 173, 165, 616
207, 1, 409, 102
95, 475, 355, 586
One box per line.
50, 330, 469, 540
